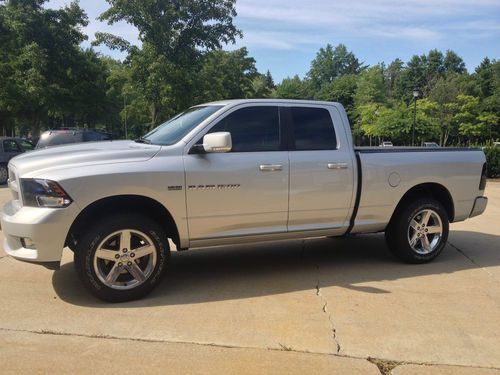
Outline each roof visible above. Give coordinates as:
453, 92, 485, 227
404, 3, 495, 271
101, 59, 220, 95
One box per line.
0, 136, 26, 141
198, 99, 342, 107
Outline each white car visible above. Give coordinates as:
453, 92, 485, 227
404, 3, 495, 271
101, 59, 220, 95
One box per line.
379, 141, 393, 147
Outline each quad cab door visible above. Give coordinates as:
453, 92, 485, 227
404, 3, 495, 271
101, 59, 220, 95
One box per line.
183, 104, 289, 241
284, 105, 355, 233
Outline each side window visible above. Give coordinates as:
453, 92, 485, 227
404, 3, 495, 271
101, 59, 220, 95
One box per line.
3, 140, 21, 152
208, 106, 280, 152
83, 132, 99, 142
18, 140, 34, 151
291, 107, 337, 150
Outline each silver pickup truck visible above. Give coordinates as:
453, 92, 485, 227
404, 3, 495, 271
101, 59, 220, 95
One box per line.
1, 100, 488, 302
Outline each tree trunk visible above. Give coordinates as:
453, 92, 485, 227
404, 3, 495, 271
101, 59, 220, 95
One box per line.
150, 103, 159, 131
31, 112, 41, 137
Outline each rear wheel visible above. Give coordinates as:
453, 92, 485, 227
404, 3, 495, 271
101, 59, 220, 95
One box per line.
385, 198, 449, 263
74, 214, 169, 302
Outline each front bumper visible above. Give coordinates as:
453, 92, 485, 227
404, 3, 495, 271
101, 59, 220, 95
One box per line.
1, 200, 79, 264
469, 196, 488, 218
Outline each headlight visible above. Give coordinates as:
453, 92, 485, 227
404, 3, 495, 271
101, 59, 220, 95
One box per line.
20, 179, 73, 208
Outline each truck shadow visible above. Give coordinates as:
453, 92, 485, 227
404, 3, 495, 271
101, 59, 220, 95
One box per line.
52, 230, 500, 307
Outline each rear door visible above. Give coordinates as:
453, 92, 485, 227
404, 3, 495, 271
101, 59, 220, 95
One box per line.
285, 105, 355, 232
184, 104, 289, 240
2, 139, 23, 160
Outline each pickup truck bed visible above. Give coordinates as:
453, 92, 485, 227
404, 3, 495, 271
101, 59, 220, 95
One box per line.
350, 147, 485, 234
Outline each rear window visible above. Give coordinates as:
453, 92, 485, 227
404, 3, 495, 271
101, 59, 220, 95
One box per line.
36, 131, 84, 149
290, 107, 337, 150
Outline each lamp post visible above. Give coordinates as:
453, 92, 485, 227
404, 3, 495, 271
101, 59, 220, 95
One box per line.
412, 87, 420, 146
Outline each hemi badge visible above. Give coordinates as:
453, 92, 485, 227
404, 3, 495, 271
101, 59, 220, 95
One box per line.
168, 186, 183, 191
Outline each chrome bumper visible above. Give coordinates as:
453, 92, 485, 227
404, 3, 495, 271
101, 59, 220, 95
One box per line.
469, 196, 488, 218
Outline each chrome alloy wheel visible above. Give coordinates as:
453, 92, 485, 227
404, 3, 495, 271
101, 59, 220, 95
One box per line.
407, 209, 443, 255
93, 229, 157, 290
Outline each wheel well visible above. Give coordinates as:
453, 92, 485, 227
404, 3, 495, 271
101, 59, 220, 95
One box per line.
390, 183, 455, 225
66, 195, 180, 250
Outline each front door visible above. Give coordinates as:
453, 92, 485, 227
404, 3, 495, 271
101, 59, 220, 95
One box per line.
184, 105, 289, 240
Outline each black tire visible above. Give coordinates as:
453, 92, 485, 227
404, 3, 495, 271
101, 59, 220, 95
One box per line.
0, 164, 8, 185
74, 214, 169, 302
385, 198, 449, 263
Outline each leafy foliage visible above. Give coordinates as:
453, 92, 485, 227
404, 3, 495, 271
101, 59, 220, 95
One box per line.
483, 146, 500, 178
0, 1, 498, 147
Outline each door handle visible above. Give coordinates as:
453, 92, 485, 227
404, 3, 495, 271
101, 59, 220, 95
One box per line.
259, 164, 283, 172
327, 163, 349, 170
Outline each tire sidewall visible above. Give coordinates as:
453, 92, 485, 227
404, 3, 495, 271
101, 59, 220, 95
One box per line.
389, 199, 449, 263
0, 165, 8, 185
75, 214, 169, 302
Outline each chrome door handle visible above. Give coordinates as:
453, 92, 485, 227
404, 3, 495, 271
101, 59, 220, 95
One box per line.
327, 163, 349, 170
259, 164, 283, 172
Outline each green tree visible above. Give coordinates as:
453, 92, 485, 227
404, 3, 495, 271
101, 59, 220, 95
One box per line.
315, 74, 358, 121
95, 0, 242, 127
354, 65, 386, 106
307, 44, 364, 89
196, 48, 258, 102
0, 0, 91, 134
273, 75, 314, 100
455, 95, 482, 143
444, 50, 466, 74
428, 75, 461, 146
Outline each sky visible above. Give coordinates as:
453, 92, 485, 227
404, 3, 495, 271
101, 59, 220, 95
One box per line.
47, 0, 500, 82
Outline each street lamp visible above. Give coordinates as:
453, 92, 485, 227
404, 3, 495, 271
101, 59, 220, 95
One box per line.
412, 87, 421, 146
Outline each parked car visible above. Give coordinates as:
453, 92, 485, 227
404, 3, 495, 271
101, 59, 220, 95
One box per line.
1, 100, 488, 302
0, 137, 35, 184
423, 142, 440, 148
35, 129, 112, 149
379, 141, 393, 147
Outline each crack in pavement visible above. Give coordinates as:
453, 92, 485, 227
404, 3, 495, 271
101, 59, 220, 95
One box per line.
315, 264, 342, 354
2, 327, 499, 372
448, 241, 500, 283
368, 357, 403, 375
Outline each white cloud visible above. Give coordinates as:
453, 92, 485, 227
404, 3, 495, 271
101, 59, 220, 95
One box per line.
236, 0, 499, 46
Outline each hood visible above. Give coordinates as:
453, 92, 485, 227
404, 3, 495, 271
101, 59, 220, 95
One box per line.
10, 140, 161, 177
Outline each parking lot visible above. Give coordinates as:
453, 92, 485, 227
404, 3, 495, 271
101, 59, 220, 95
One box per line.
0, 183, 499, 374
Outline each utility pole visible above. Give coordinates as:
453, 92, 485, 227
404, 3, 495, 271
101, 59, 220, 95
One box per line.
412, 87, 420, 146
123, 95, 128, 139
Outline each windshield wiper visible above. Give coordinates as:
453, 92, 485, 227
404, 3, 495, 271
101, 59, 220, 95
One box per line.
134, 137, 152, 144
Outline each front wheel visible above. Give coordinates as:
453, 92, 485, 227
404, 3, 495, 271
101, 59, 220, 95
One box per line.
0, 164, 8, 185
385, 198, 449, 263
74, 214, 169, 302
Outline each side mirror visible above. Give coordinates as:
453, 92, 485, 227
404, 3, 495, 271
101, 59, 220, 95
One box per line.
203, 132, 232, 153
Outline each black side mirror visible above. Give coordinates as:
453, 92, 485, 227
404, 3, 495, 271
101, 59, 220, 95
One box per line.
189, 144, 205, 154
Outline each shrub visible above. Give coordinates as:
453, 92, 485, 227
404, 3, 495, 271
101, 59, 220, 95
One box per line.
483, 146, 500, 178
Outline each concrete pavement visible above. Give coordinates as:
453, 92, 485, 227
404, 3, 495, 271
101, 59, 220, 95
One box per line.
0, 183, 499, 374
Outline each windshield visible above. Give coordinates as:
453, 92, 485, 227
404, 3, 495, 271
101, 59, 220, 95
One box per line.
142, 105, 223, 145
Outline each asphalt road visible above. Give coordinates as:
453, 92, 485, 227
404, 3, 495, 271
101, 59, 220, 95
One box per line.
0, 183, 499, 374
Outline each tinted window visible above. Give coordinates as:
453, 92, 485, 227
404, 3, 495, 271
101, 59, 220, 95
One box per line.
291, 107, 336, 150
209, 106, 280, 152
19, 140, 34, 151
83, 132, 100, 142
3, 140, 21, 152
